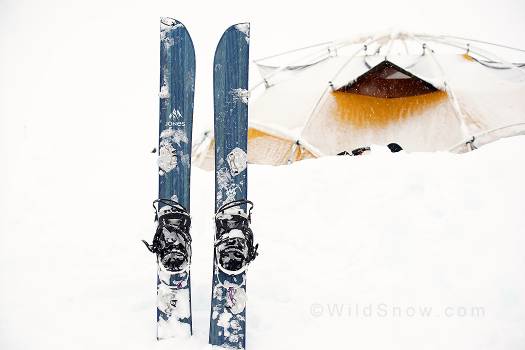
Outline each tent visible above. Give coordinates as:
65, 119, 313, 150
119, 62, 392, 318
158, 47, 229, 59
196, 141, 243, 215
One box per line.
193, 32, 525, 169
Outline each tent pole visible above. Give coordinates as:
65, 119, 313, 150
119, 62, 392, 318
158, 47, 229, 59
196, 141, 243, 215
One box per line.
428, 34, 525, 54
416, 34, 525, 76
383, 35, 395, 57
448, 123, 525, 153
250, 48, 333, 92
249, 33, 384, 93
254, 41, 334, 63
418, 36, 493, 60
401, 38, 410, 55
407, 33, 472, 141
294, 34, 388, 157
287, 141, 300, 164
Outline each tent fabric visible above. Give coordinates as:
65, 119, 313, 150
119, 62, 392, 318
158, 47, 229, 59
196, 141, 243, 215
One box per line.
303, 89, 464, 153
193, 34, 525, 169
193, 128, 315, 170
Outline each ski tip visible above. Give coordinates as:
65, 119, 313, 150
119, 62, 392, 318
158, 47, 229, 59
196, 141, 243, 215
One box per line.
232, 22, 250, 38
160, 17, 185, 29
219, 23, 250, 38
215, 22, 250, 54
159, 17, 195, 51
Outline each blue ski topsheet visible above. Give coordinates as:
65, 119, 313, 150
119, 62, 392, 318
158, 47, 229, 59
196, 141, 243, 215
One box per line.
210, 23, 250, 349
157, 17, 195, 340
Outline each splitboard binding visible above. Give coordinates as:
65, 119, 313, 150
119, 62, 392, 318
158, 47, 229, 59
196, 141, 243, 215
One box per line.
143, 198, 192, 274
214, 199, 258, 276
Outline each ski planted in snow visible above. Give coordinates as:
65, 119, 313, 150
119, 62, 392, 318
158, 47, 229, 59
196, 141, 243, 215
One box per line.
143, 17, 195, 340
209, 23, 258, 349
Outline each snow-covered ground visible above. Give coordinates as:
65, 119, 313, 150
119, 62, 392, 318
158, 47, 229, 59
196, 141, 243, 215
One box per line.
2, 0, 525, 349
2, 137, 525, 349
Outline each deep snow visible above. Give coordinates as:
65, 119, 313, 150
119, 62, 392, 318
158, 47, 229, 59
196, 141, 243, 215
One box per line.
2, 137, 525, 349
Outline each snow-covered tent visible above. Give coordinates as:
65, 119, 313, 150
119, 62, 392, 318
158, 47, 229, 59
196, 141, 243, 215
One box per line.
193, 32, 525, 168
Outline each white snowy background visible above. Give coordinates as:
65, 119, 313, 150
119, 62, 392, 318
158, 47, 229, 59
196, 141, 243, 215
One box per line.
1, 0, 525, 349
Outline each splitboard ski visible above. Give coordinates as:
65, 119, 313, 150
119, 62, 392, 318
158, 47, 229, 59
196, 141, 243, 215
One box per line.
209, 23, 258, 349
143, 17, 195, 340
